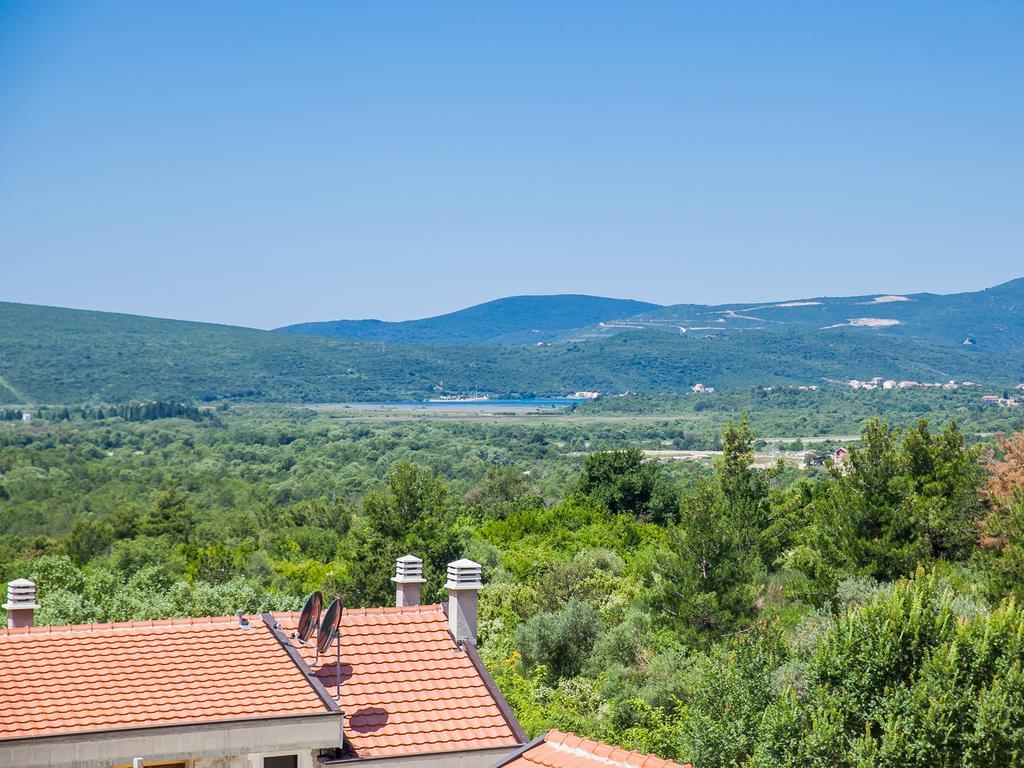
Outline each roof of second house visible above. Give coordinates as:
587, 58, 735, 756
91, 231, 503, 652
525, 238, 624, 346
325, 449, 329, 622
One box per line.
493, 730, 693, 768
0, 601, 526, 761
272, 603, 523, 761
0, 614, 337, 741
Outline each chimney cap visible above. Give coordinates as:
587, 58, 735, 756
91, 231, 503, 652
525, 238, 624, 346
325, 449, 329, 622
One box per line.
392, 554, 425, 584
445, 559, 482, 591
3, 578, 40, 611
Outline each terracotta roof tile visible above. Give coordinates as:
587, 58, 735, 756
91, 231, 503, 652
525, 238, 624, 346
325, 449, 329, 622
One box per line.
0, 614, 333, 740
0, 603, 522, 760
500, 730, 692, 768
274, 603, 521, 759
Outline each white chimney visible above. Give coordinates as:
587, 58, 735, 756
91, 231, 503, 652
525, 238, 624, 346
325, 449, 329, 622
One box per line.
392, 554, 426, 608
3, 578, 39, 629
446, 558, 482, 645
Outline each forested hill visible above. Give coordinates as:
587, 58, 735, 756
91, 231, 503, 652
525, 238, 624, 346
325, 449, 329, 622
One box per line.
575, 277, 1024, 353
277, 294, 661, 344
281, 279, 1024, 354
2, 300, 1022, 404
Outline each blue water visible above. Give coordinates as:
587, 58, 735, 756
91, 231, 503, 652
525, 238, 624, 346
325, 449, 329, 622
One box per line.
311, 398, 582, 411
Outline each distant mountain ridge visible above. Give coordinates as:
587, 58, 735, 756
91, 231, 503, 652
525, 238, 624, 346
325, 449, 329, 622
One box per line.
277, 279, 1024, 354
0, 278, 1021, 405
569, 277, 1024, 354
277, 295, 660, 344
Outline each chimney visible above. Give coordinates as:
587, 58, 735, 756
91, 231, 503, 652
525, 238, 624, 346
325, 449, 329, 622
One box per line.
3, 578, 40, 629
446, 559, 482, 645
392, 554, 426, 608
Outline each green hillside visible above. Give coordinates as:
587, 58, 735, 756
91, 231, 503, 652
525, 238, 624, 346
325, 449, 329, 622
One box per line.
277, 294, 660, 344
1, 301, 1022, 404
276, 280, 1024, 355
573, 278, 1024, 353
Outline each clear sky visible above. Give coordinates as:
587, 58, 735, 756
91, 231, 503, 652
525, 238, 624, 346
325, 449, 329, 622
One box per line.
1, 2, 1021, 328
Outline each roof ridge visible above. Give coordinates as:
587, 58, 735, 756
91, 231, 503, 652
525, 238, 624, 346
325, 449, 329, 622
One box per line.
342, 603, 444, 617
0, 614, 242, 637
1, 602, 448, 637
274, 603, 444, 619
545, 730, 692, 768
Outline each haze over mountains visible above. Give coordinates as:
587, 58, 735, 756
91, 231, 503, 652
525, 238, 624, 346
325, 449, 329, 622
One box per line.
1, 279, 1022, 404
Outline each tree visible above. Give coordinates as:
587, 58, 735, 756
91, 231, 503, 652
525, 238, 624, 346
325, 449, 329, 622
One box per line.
141, 483, 195, 544
896, 420, 982, 561
987, 431, 1024, 507
824, 419, 982, 580
186, 541, 248, 584
716, 417, 782, 564
344, 462, 464, 606
981, 495, 1024, 599
674, 628, 787, 768
650, 482, 760, 635
752, 571, 1024, 768
577, 448, 675, 523
516, 599, 604, 681
465, 466, 538, 518
64, 518, 115, 565
718, 417, 759, 506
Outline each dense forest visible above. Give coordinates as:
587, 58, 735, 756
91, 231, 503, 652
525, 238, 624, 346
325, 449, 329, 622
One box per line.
3, 401, 1024, 765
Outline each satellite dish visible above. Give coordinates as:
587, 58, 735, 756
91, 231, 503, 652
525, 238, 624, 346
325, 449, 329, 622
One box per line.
296, 591, 323, 643
317, 597, 342, 656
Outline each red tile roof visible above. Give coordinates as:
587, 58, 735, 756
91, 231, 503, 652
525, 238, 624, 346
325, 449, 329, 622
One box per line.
273, 603, 522, 759
496, 730, 692, 768
0, 615, 334, 740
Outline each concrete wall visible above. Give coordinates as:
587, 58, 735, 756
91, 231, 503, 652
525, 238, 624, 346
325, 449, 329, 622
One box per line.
0, 715, 341, 768
196, 749, 318, 768
323, 746, 520, 768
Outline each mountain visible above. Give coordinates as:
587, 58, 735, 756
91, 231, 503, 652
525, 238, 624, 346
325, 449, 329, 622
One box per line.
1, 279, 1022, 405
568, 278, 1024, 354
276, 295, 661, 344
276, 280, 1024, 357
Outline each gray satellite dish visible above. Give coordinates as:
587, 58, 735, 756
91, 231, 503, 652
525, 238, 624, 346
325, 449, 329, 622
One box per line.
296, 591, 323, 643
317, 597, 342, 656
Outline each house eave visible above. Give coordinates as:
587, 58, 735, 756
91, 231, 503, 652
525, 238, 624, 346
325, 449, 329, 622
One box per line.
0, 712, 343, 768
320, 741, 523, 767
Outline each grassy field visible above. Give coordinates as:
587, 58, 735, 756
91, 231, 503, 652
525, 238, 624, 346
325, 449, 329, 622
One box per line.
290, 386, 1024, 442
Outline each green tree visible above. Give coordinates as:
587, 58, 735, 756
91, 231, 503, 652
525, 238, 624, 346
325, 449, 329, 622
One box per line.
186, 540, 249, 584
516, 599, 604, 681
752, 571, 1024, 768
716, 417, 782, 564
650, 482, 760, 635
831, 419, 983, 580
64, 517, 115, 565
675, 628, 787, 768
465, 466, 538, 518
576, 448, 675, 523
141, 483, 195, 544
897, 420, 983, 560
344, 462, 464, 606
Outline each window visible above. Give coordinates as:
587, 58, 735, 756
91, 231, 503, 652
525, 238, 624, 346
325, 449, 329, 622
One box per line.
263, 757, 298, 768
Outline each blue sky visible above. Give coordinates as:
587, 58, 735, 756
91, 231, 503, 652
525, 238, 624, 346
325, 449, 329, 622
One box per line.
1, 2, 1021, 328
